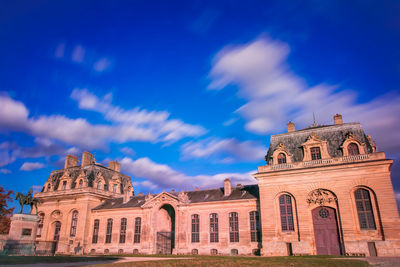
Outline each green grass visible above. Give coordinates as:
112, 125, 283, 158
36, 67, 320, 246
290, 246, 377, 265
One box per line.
0, 255, 120, 265
92, 255, 371, 267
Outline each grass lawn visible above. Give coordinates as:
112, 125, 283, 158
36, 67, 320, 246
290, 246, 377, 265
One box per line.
0, 255, 120, 265
93, 255, 371, 267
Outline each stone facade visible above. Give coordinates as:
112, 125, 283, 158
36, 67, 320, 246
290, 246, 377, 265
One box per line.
33, 114, 400, 256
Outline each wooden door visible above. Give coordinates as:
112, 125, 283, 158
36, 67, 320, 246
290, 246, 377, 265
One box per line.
312, 207, 341, 255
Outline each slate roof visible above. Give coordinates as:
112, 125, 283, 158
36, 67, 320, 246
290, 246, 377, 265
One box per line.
266, 122, 375, 163
93, 184, 259, 210
43, 164, 131, 193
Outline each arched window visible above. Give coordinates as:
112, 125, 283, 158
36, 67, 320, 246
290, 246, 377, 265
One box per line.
70, 211, 78, 237
229, 212, 239, 242
79, 179, 83, 188
53, 221, 61, 241
47, 183, 51, 191
231, 249, 238, 255
310, 147, 321, 160
92, 219, 99, 244
105, 219, 113, 243
120, 218, 127, 243
279, 194, 294, 231
134, 217, 141, 243
210, 249, 218, 255
355, 188, 376, 229
37, 213, 45, 237
191, 214, 200, 243
277, 153, 287, 164
210, 213, 219, 243
249, 211, 260, 242
348, 143, 360, 156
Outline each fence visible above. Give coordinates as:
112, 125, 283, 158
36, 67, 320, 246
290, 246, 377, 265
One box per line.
1, 240, 57, 256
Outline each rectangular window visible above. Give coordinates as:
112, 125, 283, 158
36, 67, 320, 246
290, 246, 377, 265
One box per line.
310, 147, 322, 160
210, 213, 219, 243
249, 211, 261, 242
113, 184, 117, 193
191, 214, 200, 243
120, 218, 127, 243
134, 217, 141, 243
22, 228, 32, 236
229, 212, 239, 242
92, 219, 99, 244
62, 181, 67, 190
105, 219, 113, 243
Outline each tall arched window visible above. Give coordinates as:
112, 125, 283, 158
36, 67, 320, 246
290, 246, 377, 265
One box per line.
210, 213, 219, 243
70, 211, 78, 237
92, 219, 99, 244
279, 194, 294, 231
229, 212, 239, 242
37, 213, 45, 237
79, 179, 83, 188
105, 219, 113, 243
348, 143, 360, 156
191, 214, 200, 243
249, 211, 260, 242
310, 147, 321, 160
53, 221, 61, 241
277, 153, 287, 164
134, 217, 141, 243
355, 188, 376, 229
120, 218, 127, 243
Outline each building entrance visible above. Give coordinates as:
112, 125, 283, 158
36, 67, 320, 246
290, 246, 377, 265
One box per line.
312, 206, 341, 255
156, 204, 175, 254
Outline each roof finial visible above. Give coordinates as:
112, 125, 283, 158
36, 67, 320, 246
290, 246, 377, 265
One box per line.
312, 112, 317, 127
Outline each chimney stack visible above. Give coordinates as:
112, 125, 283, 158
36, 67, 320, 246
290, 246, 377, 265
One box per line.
81, 152, 93, 167
287, 121, 295, 132
334, 114, 343, 125
123, 185, 132, 204
64, 155, 79, 169
224, 178, 232, 196
109, 161, 121, 172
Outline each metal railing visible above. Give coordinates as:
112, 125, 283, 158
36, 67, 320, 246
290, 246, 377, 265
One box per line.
1, 240, 57, 256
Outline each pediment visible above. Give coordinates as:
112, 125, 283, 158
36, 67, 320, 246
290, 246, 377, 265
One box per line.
142, 191, 179, 208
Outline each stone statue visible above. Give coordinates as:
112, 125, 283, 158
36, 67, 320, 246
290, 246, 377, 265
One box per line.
15, 187, 41, 214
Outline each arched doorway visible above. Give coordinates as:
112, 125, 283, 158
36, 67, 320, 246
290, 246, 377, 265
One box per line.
312, 206, 340, 255
156, 204, 175, 254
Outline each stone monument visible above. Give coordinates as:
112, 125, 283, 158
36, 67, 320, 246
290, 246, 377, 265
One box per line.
3, 188, 41, 255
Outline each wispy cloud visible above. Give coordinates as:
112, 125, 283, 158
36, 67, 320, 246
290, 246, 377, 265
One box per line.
208, 36, 400, 154
93, 57, 111, 72
181, 137, 265, 162
121, 156, 255, 191
0, 168, 11, 174
71, 45, 85, 63
20, 162, 45, 171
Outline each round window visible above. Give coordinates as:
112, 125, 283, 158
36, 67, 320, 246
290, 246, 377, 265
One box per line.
319, 208, 329, 218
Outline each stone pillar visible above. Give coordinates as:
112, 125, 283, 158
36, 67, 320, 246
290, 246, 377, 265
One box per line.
4, 214, 39, 255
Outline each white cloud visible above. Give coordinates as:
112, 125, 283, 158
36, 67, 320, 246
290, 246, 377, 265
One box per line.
71, 45, 85, 63
0, 168, 11, 174
208, 36, 400, 154
93, 57, 111, 72
120, 147, 135, 156
121, 157, 255, 191
20, 162, 45, 171
32, 185, 43, 193
181, 137, 265, 162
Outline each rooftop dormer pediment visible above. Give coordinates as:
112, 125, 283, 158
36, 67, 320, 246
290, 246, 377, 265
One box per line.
142, 191, 179, 208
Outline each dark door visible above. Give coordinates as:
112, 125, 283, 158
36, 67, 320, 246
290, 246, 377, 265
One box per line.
312, 207, 341, 255
156, 232, 173, 254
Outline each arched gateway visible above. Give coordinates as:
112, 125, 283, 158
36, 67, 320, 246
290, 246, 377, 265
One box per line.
312, 206, 340, 255
156, 204, 175, 254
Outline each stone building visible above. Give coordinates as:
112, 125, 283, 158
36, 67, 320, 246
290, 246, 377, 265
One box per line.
33, 114, 400, 256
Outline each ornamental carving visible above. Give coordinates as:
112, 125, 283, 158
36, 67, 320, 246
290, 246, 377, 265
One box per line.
145, 193, 153, 202
178, 191, 189, 203
306, 189, 337, 206
307, 132, 322, 142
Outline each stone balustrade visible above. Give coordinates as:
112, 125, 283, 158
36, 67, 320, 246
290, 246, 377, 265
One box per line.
258, 152, 385, 173
35, 187, 122, 198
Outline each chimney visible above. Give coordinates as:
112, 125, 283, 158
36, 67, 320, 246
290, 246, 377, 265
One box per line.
194, 187, 199, 191
171, 189, 175, 193
287, 121, 295, 132
224, 178, 232, 196
334, 114, 343, 125
64, 155, 79, 169
108, 161, 121, 172
81, 151, 93, 167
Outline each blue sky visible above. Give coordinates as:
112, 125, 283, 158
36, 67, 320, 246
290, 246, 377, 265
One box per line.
1, 1, 400, 210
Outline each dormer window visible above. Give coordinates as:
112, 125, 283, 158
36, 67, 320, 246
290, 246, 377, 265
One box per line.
113, 184, 117, 193
47, 183, 51, 191
79, 179, 83, 188
277, 153, 287, 164
62, 181, 67, 190
97, 182, 102, 190
310, 147, 321, 160
348, 143, 360, 156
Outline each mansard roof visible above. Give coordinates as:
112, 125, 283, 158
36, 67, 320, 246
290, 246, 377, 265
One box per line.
266, 122, 375, 163
92, 184, 259, 210
44, 163, 131, 193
